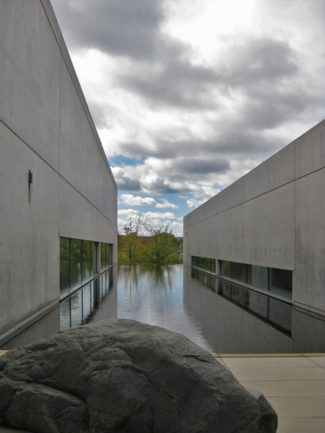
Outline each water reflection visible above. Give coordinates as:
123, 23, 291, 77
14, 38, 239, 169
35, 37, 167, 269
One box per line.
117, 265, 213, 351
218, 279, 292, 335
60, 267, 114, 330
3, 264, 325, 354
185, 266, 325, 353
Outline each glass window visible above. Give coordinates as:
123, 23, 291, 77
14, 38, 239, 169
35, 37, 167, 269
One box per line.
109, 244, 113, 265
191, 256, 216, 272
101, 243, 110, 269
269, 268, 292, 299
70, 239, 82, 287
82, 241, 91, 280
91, 242, 96, 274
221, 261, 231, 277
231, 262, 249, 283
60, 238, 70, 291
250, 265, 268, 291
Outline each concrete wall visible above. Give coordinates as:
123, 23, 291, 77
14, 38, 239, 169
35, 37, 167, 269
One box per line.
0, 0, 117, 342
184, 120, 325, 316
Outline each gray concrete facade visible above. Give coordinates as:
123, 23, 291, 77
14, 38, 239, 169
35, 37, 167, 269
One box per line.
0, 0, 117, 344
184, 120, 325, 316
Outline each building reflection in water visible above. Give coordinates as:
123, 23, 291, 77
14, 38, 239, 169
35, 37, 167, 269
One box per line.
192, 268, 293, 336
3, 267, 117, 349
60, 267, 115, 330
4, 265, 325, 354
185, 266, 325, 353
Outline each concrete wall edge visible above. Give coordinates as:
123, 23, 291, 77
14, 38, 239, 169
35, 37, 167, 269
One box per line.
39, 0, 116, 187
0, 300, 59, 348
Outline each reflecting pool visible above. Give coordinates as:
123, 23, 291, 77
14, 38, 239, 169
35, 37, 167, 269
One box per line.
90, 264, 325, 353
114, 264, 212, 351
4, 264, 325, 353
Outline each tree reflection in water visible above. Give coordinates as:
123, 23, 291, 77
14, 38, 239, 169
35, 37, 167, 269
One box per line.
117, 264, 212, 351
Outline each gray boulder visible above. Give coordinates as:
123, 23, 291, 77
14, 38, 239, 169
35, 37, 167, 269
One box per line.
0, 319, 277, 433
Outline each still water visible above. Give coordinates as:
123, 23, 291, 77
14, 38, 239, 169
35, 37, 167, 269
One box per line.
91, 264, 325, 353
116, 265, 212, 351
4, 264, 325, 353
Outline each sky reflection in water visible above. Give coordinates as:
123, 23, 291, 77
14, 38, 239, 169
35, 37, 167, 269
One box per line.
117, 264, 213, 352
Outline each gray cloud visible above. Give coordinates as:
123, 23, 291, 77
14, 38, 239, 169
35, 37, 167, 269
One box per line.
119, 36, 300, 111
52, 0, 325, 204
165, 157, 230, 175
52, 0, 164, 59
225, 38, 298, 88
119, 50, 221, 109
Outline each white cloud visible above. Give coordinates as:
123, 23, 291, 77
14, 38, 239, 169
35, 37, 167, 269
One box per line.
118, 208, 139, 217
156, 199, 178, 209
120, 193, 156, 206
186, 198, 206, 209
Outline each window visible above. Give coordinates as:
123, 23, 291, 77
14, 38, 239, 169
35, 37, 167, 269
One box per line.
191, 256, 216, 273
250, 265, 268, 292
71, 239, 82, 287
60, 237, 110, 292
101, 242, 111, 269
60, 238, 70, 292
218, 260, 292, 300
269, 268, 292, 299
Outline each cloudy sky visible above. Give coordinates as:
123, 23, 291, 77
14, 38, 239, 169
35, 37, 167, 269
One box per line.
51, 0, 325, 236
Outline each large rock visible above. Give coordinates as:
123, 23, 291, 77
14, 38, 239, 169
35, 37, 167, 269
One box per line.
0, 320, 277, 433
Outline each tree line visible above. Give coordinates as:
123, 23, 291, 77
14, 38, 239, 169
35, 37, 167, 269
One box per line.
118, 217, 183, 265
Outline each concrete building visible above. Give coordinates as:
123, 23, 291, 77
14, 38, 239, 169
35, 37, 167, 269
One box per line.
184, 120, 325, 317
0, 0, 117, 346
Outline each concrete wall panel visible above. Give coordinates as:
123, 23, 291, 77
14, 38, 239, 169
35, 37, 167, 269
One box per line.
294, 168, 325, 312
185, 183, 295, 269
0, 123, 59, 334
185, 120, 325, 315
0, 0, 117, 341
295, 123, 325, 178
58, 177, 117, 246
0, 0, 61, 169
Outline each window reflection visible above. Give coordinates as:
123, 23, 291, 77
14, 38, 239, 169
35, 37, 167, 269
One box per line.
59, 268, 113, 330
60, 237, 113, 292
218, 279, 292, 335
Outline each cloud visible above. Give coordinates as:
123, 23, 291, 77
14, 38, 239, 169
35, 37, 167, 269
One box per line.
186, 198, 209, 209
120, 194, 156, 206
52, 0, 164, 59
52, 0, 325, 235
118, 208, 139, 217
156, 199, 178, 209
118, 209, 179, 235
112, 158, 227, 197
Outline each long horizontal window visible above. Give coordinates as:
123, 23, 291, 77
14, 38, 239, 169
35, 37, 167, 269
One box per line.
101, 242, 112, 270
60, 238, 113, 292
192, 256, 216, 273
219, 260, 292, 300
60, 237, 97, 292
